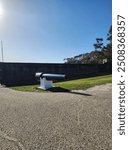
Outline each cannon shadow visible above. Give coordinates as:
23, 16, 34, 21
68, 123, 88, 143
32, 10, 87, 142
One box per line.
47, 87, 92, 96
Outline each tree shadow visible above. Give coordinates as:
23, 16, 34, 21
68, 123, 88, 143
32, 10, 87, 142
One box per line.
47, 87, 92, 96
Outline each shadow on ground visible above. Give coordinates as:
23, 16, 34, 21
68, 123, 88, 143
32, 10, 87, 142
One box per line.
47, 87, 92, 96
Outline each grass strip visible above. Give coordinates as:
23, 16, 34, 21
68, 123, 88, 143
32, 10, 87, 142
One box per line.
11, 75, 112, 92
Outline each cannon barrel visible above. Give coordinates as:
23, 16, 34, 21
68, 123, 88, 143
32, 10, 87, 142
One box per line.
35, 73, 66, 80
35, 72, 43, 78
43, 74, 65, 80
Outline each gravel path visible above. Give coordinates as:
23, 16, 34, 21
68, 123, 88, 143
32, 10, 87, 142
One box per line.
0, 84, 112, 150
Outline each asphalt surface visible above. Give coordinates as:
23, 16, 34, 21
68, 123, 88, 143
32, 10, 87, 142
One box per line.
0, 84, 112, 150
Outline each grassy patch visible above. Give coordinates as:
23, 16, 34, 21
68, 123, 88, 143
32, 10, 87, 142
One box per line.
11, 75, 112, 92
11, 84, 43, 92
54, 74, 112, 90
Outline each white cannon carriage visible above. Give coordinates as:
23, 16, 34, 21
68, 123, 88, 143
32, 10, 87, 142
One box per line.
35, 73, 66, 90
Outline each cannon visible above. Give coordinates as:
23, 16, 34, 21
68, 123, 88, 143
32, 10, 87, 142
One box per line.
35, 73, 66, 90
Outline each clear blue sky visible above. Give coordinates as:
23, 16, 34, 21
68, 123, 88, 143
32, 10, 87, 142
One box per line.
0, 0, 112, 63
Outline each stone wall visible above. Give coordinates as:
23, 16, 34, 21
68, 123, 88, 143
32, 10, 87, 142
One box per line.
0, 62, 112, 86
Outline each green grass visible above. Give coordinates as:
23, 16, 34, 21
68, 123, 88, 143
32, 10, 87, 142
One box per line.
11, 84, 43, 92
11, 75, 112, 92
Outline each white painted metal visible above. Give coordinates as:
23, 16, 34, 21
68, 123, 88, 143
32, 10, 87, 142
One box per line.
35, 72, 42, 78
35, 73, 65, 90
39, 77, 53, 90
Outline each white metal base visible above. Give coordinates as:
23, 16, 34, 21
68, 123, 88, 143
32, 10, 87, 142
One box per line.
38, 77, 53, 90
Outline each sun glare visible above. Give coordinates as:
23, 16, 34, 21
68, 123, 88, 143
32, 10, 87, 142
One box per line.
0, 3, 3, 16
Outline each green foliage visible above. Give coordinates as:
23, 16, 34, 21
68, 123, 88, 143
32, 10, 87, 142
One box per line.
64, 25, 112, 64
93, 38, 103, 51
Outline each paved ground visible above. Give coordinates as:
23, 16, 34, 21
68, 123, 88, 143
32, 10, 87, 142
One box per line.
0, 84, 112, 150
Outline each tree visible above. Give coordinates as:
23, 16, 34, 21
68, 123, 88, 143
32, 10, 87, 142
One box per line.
107, 25, 112, 43
102, 25, 112, 61
93, 38, 103, 51
64, 25, 112, 64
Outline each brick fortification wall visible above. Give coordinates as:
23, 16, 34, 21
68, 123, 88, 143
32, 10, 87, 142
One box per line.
0, 62, 112, 86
